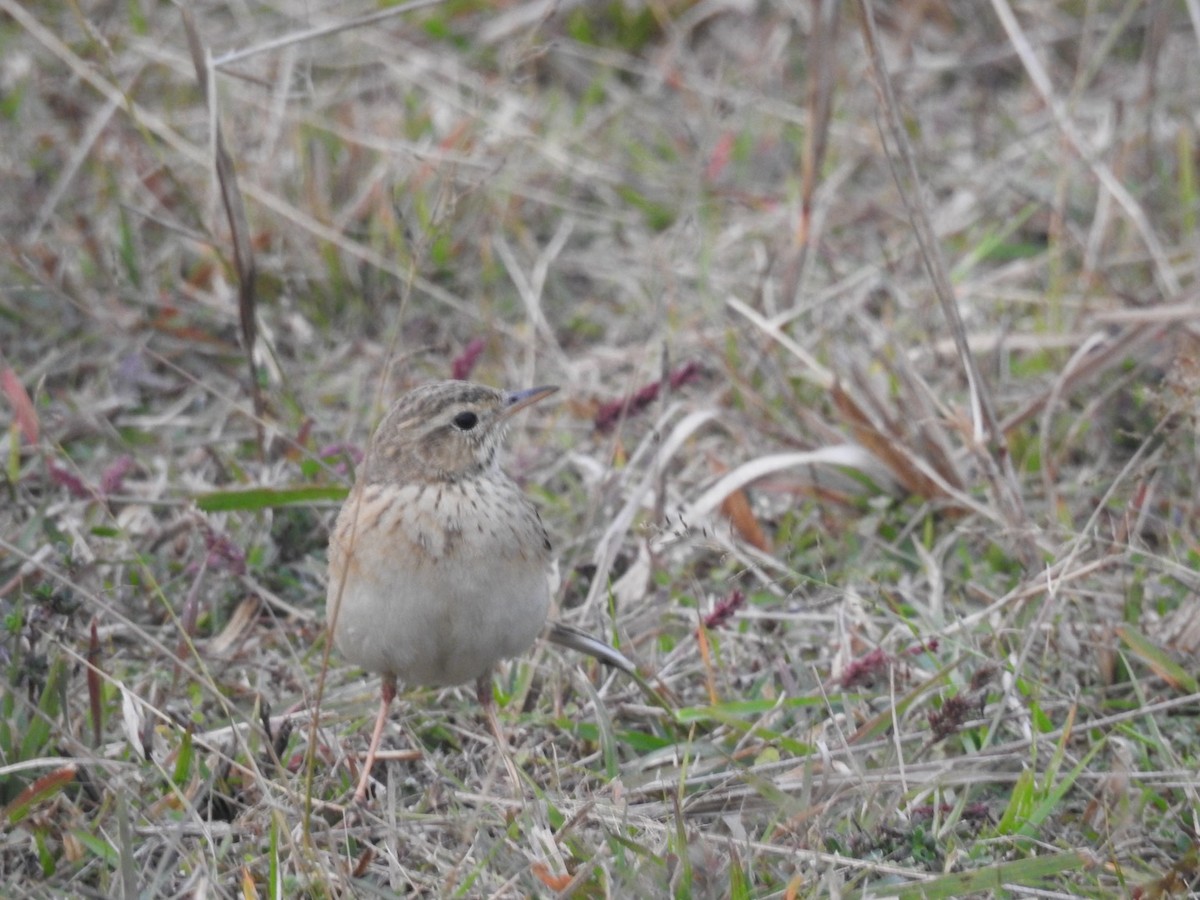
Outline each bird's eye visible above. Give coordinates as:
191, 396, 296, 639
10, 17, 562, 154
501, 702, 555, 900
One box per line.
452, 411, 479, 431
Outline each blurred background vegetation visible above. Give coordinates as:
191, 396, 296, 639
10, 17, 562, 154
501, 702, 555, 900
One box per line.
1, 1, 1199, 896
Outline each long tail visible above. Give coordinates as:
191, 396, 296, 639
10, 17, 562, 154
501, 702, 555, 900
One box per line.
544, 621, 636, 675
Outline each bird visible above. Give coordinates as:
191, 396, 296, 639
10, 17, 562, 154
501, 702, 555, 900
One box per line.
325, 379, 635, 802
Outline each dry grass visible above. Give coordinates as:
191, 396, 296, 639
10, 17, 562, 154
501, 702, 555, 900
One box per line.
2, 0, 1199, 896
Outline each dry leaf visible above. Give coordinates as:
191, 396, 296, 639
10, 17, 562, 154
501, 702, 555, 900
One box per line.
2, 366, 38, 444
531, 862, 572, 892
831, 381, 948, 500
719, 486, 771, 552
209, 596, 260, 656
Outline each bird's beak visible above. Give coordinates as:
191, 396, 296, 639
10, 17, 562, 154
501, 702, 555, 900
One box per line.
501, 385, 559, 420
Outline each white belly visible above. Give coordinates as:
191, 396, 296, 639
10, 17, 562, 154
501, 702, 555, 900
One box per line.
326, 479, 552, 686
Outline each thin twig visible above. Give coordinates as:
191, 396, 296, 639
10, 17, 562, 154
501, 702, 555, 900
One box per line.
856, 0, 1031, 550
182, 8, 264, 457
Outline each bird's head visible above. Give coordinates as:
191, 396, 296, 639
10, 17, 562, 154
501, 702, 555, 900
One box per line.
362, 380, 558, 484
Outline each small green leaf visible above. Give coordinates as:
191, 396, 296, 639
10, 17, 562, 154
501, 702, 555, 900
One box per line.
195, 485, 347, 512
1029, 699, 1054, 733
1117, 626, 1199, 693
884, 851, 1091, 899
72, 830, 120, 866
21, 656, 66, 761
35, 828, 55, 877
173, 729, 193, 788
994, 768, 1037, 836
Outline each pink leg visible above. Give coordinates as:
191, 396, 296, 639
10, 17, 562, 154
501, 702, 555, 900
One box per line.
477, 673, 521, 793
354, 675, 396, 804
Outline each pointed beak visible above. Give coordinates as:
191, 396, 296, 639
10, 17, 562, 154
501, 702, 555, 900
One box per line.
501, 385, 559, 420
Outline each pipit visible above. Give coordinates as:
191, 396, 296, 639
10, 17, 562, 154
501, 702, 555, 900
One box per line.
326, 379, 632, 802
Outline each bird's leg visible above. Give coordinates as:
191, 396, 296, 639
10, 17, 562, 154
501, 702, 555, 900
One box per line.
476, 673, 522, 795
354, 674, 396, 804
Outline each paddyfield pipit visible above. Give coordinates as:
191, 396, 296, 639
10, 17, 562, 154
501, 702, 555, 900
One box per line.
326, 379, 632, 802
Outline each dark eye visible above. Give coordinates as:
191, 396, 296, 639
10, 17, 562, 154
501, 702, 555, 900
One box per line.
452, 411, 479, 431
